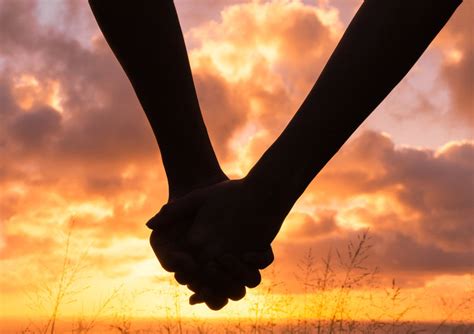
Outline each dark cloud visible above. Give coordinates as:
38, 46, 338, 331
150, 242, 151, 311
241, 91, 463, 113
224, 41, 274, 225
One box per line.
9, 105, 62, 150
442, 50, 473, 125
0, 76, 18, 119
0, 0, 168, 258
272, 227, 472, 291
188, 1, 336, 161
0, 0, 338, 197
287, 211, 339, 239
274, 131, 473, 286
0, 0, 158, 194
0, 0, 39, 56
0, 0, 471, 294
438, 0, 473, 125
194, 71, 249, 159
382, 140, 473, 251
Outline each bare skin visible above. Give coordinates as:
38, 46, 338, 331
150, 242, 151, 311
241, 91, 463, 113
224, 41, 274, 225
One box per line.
148, 179, 275, 308
147, 0, 462, 308
90, 0, 462, 310
147, 179, 277, 305
88, 0, 272, 310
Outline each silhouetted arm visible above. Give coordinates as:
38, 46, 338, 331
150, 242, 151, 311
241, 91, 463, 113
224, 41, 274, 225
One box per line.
90, 1, 276, 310
143, 0, 461, 310
246, 0, 462, 222
89, 0, 226, 198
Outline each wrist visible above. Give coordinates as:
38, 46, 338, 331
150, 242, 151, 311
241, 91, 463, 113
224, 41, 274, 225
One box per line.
242, 174, 295, 225
169, 171, 228, 201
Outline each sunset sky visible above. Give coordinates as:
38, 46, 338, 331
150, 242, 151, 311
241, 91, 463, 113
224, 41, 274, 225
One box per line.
0, 0, 472, 328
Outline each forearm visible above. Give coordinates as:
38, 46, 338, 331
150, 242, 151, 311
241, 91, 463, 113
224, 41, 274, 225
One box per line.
246, 0, 462, 216
89, 0, 226, 198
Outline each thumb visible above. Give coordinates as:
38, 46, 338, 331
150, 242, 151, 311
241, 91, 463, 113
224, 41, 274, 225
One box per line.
243, 247, 274, 269
146, 190, 207, 230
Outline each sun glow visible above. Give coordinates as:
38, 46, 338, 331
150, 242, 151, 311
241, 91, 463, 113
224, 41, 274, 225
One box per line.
1, 0, 472, 331
226, 122, 264, 176
315, 3, 343, 37
13, 74, 64, 112
445, 48, 464, 64
68, 202, 114, 221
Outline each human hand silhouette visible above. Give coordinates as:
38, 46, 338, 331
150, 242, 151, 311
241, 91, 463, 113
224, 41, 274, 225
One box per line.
147, 179, 277, 310
91, 0, 463, 312
149, 228, 273, 309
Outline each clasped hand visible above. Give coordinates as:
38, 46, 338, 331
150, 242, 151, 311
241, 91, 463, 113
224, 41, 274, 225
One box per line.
146, 179, 279, 310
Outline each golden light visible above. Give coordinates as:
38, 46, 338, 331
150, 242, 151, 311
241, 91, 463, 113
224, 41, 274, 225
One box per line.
226, 122, 263, 176
48, 79, 64, 113
315, 3, 344, 37
12, 74, 64, 112
335, 189, 424, 230
336, 195, 373, 229
1, 0, 472, 331
13, 74, 41, 110
445, 48, 464, 64
256, 43, 279, 64
68, 202, 114, 221
435, 139, 473, 157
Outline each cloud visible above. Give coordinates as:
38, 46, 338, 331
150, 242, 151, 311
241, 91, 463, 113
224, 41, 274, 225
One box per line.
0, 233, 56, 260
436, 0, 473, 125
272, 227, 472, 291
0, 0, 341, 199
0, 0, 159, 190
193, 70, 249, 159
271, 131, 473, 286
8, 105, 62, 150
285, 210, 339, 239
0, 0, 168, 269
323, 131, 473, 251
0, 0, 39, 56
188, 0, 338, 160
176, 0, 248, 34
0, 0, 471, 295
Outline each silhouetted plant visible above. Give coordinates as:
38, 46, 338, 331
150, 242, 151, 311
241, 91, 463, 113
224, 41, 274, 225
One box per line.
20, 226, 473, 334
24, 219, 90, 334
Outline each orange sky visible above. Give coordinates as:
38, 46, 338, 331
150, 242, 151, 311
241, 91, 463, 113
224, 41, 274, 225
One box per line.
0, 0, 472, 328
